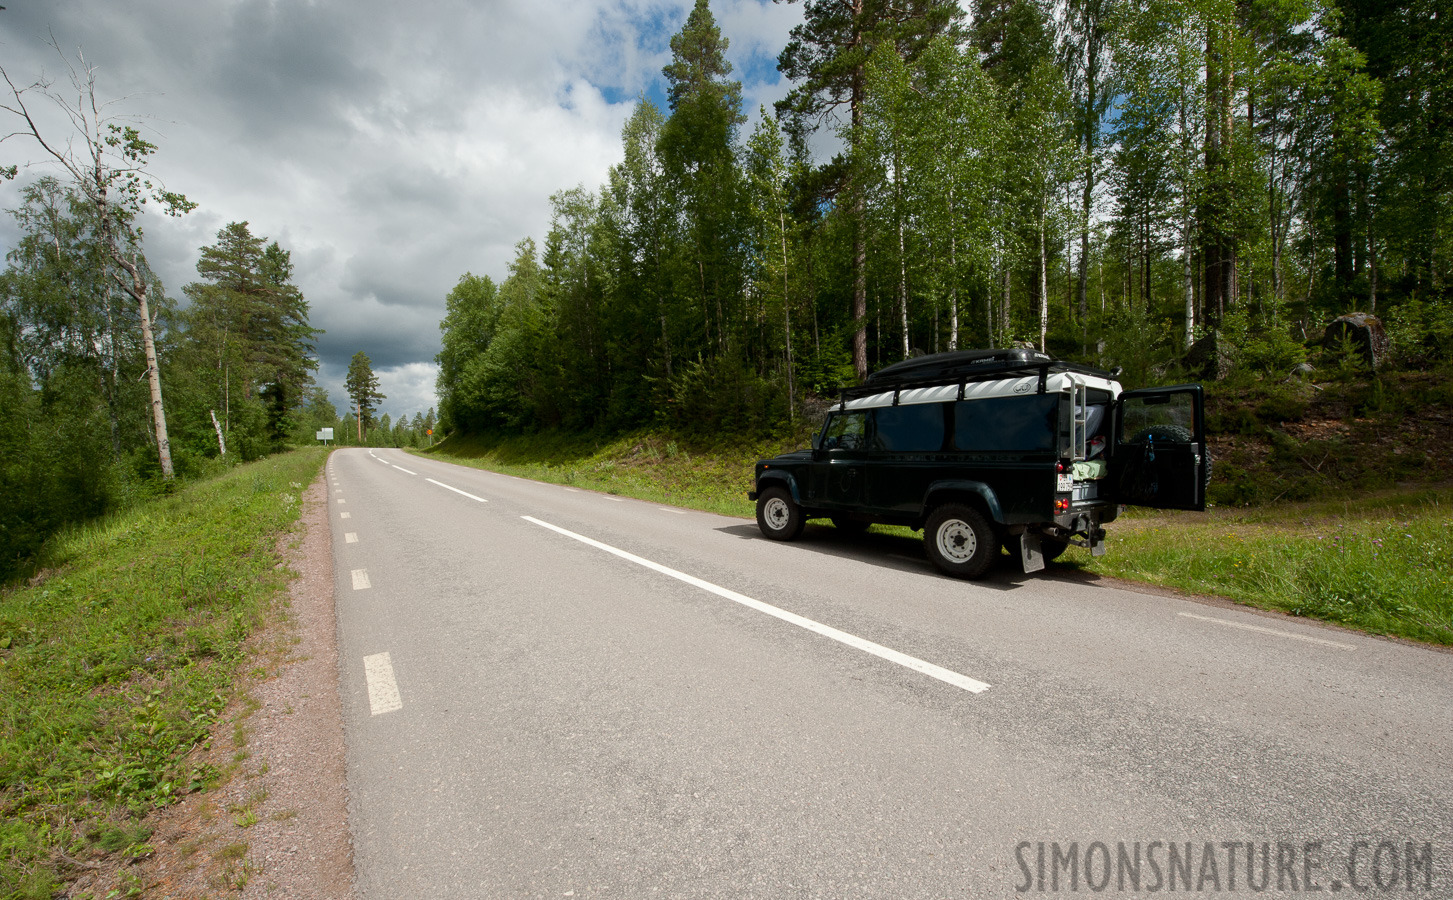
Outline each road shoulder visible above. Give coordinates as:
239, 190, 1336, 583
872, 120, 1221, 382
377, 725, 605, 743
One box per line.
111, 471, 354, 899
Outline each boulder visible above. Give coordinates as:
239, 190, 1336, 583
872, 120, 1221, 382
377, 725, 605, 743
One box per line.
1323, 313, 1390, 369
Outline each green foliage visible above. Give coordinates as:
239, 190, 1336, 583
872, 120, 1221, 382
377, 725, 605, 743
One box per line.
662, 354, 788, 436
1085, 494, 1453, 646
1219, 304, 1308, 377
1383, 297, 1453, 364
0, 449, 324, 896
344, 351, 386, 435
178, 222, 320, 458
432, 0, 1452, 450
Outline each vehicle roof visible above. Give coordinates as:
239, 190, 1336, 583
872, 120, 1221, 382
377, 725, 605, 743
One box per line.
842, 371, 1122, 411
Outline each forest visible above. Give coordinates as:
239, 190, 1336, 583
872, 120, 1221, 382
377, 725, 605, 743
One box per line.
436, 0, 1451, 439
2, 0, 1450, 576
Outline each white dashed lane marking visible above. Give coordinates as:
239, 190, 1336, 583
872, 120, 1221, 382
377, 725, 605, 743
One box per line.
425, 478, 487, 503
336, 498, 346, 504
391, 465, 417, 475
351, 569, 371, 590
658, 508, 688, 515
340, 512, 351, 519
345, 533, 358, 544
521, 516, 991, 695
364, 652, 402, 715
1178, 612, 1356, 650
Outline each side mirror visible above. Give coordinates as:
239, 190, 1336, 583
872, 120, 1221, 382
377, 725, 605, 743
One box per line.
811, 430, 823, 450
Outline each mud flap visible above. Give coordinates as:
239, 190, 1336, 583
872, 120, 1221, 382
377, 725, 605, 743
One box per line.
1089, 528, 1107, 557
1019, 533, 1046, 573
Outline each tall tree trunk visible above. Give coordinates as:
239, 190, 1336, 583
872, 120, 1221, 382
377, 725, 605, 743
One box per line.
1002, 264, 1011, 343
889, 146, 900, 359
1181, 92, 1196, 350
781, 211, 795, 421
117, 254, 173, 478
1038, 209, 1049, 352
850, 42, 868, 381
949, 195, 959, 351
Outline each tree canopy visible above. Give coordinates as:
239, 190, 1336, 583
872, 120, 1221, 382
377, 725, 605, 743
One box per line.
436, 0, 1453, 439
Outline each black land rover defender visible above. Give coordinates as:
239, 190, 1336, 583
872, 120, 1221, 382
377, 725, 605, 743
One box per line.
748, 348, 1208, 579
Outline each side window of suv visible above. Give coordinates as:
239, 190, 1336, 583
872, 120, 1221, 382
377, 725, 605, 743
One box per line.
872, 403, 946, 451
954, 395, 1060, 451
821, 411, 868, 450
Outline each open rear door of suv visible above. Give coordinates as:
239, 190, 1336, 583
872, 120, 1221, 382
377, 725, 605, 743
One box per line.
1110, 384, 1207, 511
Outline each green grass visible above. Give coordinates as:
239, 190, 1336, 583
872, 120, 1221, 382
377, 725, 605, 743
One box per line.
1063, 488, 1453, 645
424, 430, 1453, 647
0, 449, 326, 899
417, 430, 790, 517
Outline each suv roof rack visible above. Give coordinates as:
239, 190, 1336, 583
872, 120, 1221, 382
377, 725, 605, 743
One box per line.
839, 349, 1116, 407
867, 348, 1054, 384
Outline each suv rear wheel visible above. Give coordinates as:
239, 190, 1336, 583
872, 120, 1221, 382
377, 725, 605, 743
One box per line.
924, 504, 997, 579
756, 486, 805, 541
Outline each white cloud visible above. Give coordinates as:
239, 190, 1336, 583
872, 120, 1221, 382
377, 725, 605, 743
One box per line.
0, 0, 801, 414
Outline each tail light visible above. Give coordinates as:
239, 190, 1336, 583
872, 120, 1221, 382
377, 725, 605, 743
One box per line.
1054, 498, 1070, 513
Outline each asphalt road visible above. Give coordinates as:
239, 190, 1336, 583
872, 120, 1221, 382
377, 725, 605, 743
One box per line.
326, 447, 1453, 898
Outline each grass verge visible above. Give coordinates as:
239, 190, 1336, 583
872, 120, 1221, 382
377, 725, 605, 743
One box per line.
423, 431, 1452, 647
0, 448, 327, 899
418, 430, 785, 517
1067, 488, 1453, 646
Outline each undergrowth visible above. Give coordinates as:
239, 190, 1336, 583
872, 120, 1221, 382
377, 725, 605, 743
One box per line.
1072, 489, 1453, 646
0, 448, 326, 899
418, 429, 807, 517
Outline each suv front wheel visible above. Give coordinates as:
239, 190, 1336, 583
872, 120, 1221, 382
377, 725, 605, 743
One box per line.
924, 504, 997, 579
756, 486, 806, 541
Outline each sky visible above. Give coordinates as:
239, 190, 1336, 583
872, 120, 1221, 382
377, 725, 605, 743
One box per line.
0, 0, 804, 423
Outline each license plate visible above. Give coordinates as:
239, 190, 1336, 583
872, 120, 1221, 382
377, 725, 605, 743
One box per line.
1056, 473, 1074, 492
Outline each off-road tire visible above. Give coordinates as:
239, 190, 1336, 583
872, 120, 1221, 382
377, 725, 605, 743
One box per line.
1129, 424, 1213, 493
924, 504, 997, 579
756, 486, 805, 541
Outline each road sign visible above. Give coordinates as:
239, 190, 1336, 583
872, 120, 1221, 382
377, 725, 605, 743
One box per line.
317, 427, 335, 441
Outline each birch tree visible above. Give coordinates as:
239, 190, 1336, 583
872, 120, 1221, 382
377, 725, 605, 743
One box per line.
1, 47, 195, 478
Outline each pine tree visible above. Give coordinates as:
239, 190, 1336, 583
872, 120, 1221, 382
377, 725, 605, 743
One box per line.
345, 351, 385, 440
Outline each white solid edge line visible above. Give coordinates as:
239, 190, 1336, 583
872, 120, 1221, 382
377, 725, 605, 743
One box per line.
563, 487, 580, 492
521, 516, 990, 694
351, 568, 371, 590
391, 465, 417, 475
425, 478, 487, 502
363, 652, 403, 715
1178, 612, 1356, 650
602, 496, 625, 502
